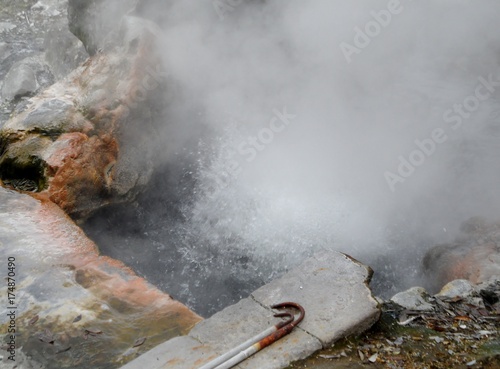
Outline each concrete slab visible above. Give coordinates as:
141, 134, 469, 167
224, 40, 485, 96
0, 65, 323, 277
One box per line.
251, 251, 380, 346
189, 298, 279, 352
118, 336, 217, 369
237, 328, 322, 369
189, 298, 322, 369
119, 250, 380, 369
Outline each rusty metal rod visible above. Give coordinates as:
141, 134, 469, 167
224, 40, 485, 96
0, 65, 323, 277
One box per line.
198, 312, 293, 369
199, 302, 305, 369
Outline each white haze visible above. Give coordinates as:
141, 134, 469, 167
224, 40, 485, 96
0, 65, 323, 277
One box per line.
145, 1, 500, 293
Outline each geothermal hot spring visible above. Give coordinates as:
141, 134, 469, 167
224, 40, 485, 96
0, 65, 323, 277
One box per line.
83, 1, 500, 317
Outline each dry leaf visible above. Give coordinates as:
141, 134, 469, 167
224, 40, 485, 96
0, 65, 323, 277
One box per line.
133, 337, 146, 348
28, 315, 39, 325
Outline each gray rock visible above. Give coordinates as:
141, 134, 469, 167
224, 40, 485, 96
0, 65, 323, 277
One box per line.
0, 0, 69, 126
1, 54, 54, 103
0, 187, 201, 369
31, 0, 64, 16
67, 0, 138, 55
1, 62, 37, 101
0, 22, 16, 32
18, 99, 83, 133
3, 95, 91, 136
44, 24, 88, 79
0, 14, 168, 220
436, 279, 476, 299
391, 287, 434, 311
0, 42, 11, 64
423, 217, 500, 290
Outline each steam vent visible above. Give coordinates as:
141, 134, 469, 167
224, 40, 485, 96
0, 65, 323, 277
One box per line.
1, 1, 499, 369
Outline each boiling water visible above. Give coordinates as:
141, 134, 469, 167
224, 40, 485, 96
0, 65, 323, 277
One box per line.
85, 1, 500, 317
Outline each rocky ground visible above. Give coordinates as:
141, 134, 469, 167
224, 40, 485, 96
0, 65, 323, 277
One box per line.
288, 280, 500, 369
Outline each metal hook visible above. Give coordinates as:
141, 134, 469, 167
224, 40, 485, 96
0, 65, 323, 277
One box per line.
271, 301, 306, 328
272, 311, 295, 329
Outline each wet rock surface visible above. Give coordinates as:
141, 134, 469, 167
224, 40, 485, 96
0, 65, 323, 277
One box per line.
424, 217, 500, 291
0, 12, 169, 220
0, 187, 201, 369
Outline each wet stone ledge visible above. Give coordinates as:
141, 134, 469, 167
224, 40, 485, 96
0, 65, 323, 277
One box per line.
119, 251, 381, 369
0, 187, 201, 369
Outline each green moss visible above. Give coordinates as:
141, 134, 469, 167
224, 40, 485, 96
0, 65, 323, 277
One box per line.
478, 339, 500, 359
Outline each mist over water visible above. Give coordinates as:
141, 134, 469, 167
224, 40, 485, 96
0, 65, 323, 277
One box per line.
86, 1, 500, 316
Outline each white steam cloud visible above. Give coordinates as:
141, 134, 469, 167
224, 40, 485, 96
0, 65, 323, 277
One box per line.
147, 0, 500, 292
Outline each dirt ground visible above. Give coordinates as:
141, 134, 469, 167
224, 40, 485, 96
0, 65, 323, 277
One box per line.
287, 293, 500, 369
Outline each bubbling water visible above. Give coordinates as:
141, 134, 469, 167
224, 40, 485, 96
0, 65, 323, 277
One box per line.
85, 0, 500, 316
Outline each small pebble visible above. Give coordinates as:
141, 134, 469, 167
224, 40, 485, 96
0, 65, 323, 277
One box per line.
394, 336, 404, 346
430, 336, 444, 343
368, 353, 378, 363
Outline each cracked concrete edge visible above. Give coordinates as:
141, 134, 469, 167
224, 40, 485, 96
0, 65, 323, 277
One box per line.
119, 300, 323, 369
239, 295, 324, 368
341, 252, 375, 283
339, 251, 382, 341
319, 251, 382, 347
188, 297, 323, 369
248, 293, 323, 346
251, 250, 381, 348
119, 250, 381, 369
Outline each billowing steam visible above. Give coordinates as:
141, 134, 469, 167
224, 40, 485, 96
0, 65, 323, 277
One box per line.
87, 0, 500, 316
